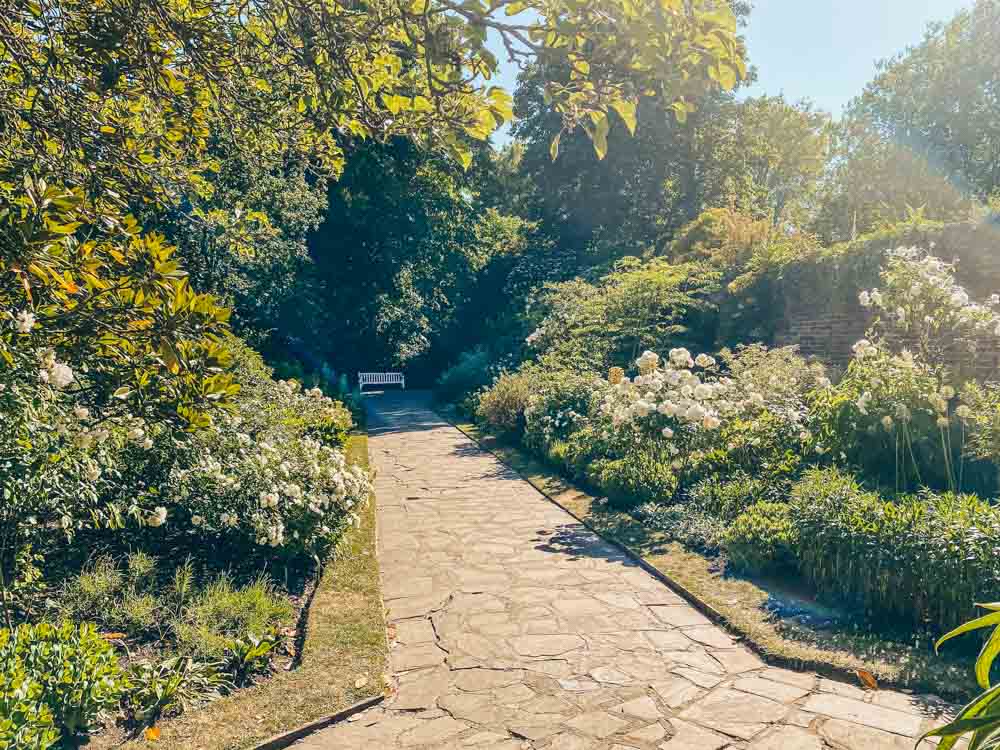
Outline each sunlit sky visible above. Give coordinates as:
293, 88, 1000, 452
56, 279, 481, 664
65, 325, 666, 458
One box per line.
489, 0, 973, 143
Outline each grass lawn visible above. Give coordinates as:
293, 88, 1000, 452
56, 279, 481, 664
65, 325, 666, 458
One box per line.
115, 433, 387, 750
449, 416, 976, 703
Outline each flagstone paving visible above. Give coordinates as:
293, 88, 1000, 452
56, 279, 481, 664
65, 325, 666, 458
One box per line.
296, 392, 956, 750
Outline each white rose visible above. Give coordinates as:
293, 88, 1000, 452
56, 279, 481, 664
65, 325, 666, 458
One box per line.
15, 309, 35, 333
147, 506, 168, 527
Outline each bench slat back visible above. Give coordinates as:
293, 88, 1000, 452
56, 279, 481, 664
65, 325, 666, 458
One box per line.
358, 372, 405, 390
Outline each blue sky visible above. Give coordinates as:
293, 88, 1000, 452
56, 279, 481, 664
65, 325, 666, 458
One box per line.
489, 0, 971, 142
741, 0, 972, 115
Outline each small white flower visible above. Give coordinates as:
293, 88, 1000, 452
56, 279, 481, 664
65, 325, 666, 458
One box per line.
858, 290, 871, 307
142, 437, 154, 450
48, 362, 73, 389
147, 506, 168, 527
15, 310, 35, 333
661, 427, 674, 438
881, 415, 894, 430
951, 290, 970, 307
220, 512, 238, 528
702, 415, 721, 430
955, 405, 973, 420
73, 405, 90, 420
870, 290, 883, 307
694, 353, 716, 368
191, 514, 204, 526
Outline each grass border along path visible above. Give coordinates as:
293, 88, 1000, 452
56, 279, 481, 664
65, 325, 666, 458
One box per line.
120, 433, 387, 750
447, 412, 975, 704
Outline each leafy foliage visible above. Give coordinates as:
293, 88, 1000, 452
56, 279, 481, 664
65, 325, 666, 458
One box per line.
0, 622, 125, 745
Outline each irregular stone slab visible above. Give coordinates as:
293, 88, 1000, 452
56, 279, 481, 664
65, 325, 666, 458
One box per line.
566, 710, 630, 738
393, 666, 450, 710
611, 696, 662, 722
802, 693, 924, 737
660, 719, 729, 749
393, 618, 436, 645
679, 688, 788, 740
511, 634, 585, 657
760, 667, 816, 690
454, 668, 525, 692
683, 625, 734, 648
398, 717, 467, 746
625, 722, 667, 744
710, 647, 764, 674
393, 643, 446, 672
545, 733, 601, 750
589, 666, 635, 685
649, 606, 712, 628
734, 675, 812, 703
819, 718, 913, 749
748, 725, 824, 749
671, 668, 724, 689
644, 629, 696, 651
651, 676, 706, 708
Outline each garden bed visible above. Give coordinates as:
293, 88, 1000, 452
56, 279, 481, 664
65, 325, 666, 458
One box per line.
101, 434, 388, 750
449, 415, 978, 703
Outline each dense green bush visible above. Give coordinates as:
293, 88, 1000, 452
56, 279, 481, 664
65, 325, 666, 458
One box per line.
686, 472, 782, 522
590, 450, 678, 510
723, 502, 797, 574
789, 468, 1000, 631
0, 622, 126, 747
475, 371, 534, 436
636, 503, 727, 553
522, 366, 605, 454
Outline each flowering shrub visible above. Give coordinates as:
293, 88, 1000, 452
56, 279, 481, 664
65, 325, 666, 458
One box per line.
858, 246, 1000, 373
523, 367, 606, 453
811, 346, 951, 489
170, 423, 369, 558
475, 370, 534, 435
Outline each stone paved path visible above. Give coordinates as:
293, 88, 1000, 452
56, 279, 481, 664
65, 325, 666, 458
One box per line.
297, 392, 955, 750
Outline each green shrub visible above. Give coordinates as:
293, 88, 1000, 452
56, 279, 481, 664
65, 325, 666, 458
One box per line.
173, 576, 293, 660
590, 451, 678, 509
636, 503, 727, 553
522, 366, 605, 454
789, 467, 1000, 631
0, 622, 126, 745
723, 501, 797, 574
475, 371, 533, 436
435, 347, 493, 403
686, 472, 782, 522
124, 656, 229, 724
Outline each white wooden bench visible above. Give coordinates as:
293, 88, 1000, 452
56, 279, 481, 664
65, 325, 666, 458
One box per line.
358, 372, 405, 391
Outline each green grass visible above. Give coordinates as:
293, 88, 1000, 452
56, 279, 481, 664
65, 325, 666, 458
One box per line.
450, 415, 977, 703
111, 433, 387, 750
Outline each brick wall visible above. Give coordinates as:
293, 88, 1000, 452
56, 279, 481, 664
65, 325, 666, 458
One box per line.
772, 218, 1000, 380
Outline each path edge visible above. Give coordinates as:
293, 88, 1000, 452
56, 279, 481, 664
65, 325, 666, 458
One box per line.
251, 695, 384, 750
442, 409, 880, 693
252, 433, 392, 750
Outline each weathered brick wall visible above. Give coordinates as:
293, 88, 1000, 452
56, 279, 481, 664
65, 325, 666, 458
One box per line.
773, 217, 1000, 380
